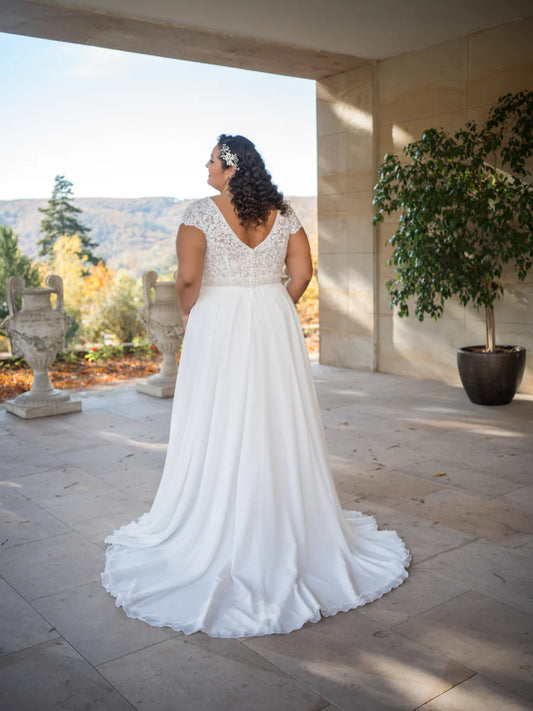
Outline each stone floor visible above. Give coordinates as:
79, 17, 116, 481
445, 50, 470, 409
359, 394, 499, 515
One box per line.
1, 364, 532, 711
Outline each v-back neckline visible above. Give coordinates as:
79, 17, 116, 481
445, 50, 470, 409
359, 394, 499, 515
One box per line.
208, 197, 279, 251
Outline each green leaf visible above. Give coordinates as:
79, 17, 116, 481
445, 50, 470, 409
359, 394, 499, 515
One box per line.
372, 90, 533, 349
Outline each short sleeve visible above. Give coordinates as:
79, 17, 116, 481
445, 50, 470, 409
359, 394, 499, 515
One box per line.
286, 205, 302, 234
180, 200, 206, 232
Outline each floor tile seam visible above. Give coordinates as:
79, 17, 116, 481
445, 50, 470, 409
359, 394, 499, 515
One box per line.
340, 500, 468, 535
51, 446, 127, 464
339, 491, 449, 511
500, 479, 533, 497
2, 489, 114, 541
515, 539, 533, 549
503, 504, 533, 520
467, 672, 533, 705
460, 534, 533, 554
68, 385, 139, 399
389, 499, 480, 534
32, 470, 144, 509
5, 460, 113, 481
13, 487, 141, 539
8, 486, 118, 514
389, 588, 533, 676
428, 471, 533, 493
410, 671, 478, 710
0, 633, 68, 662
1, 524, 84, 553
0, 575, 63, 650
53, 445, 165, 467
28, 590, 181, 668
452, 587, 533, 621
28, 575, 105, 604
3, 534, 104, 589
334, 467, 453, 492
510, 534, 533, 548
93, 633, 185, 669
24, 578, 99, 605
390, 588, 476, 634
383, 625, 478, 689
390, 502, 515, 538
482, 489, 533, 504
413, 536, 481, 565
391, 481, 518, 503
238, 639, 345, 710
55, 635, 139, 711
6, 425, 82, 445
409, 569, 533, 612
1, 465, 68, 481
44, 445, 114, 458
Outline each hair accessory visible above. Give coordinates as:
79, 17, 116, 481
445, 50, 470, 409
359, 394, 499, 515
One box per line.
219, 144, 240, 171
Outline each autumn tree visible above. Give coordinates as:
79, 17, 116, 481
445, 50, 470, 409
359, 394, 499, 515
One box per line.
102, 271, 143, 343
38, 175, 99, 264
81, 265, 142, 344
50, 234, 87, 340
80, 261, 116, 342
0, 224, 41, 321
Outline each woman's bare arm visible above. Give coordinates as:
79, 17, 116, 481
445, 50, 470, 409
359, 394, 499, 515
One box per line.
175, 224, 206, 329
285, 227, 313, 303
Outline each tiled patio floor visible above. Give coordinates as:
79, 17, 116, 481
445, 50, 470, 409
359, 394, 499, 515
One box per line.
1, 364, 532, 710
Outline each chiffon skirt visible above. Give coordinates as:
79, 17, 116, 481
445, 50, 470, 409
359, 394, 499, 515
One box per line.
101, 283, 410, 637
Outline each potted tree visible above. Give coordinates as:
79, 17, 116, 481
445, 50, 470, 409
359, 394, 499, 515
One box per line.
372, 91, 533, 405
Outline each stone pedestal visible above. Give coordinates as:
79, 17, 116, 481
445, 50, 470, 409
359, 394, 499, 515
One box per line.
136, 379, 176, 398
1, 275, 82, 419
136, 271, 184, 398
4, 396, 81, 419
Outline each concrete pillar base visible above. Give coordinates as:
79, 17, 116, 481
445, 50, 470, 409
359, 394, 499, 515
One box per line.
136, 377, 176, 398
5, 396, 82, 419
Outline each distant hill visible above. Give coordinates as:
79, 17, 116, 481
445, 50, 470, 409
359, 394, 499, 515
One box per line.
0, 196, 317, 278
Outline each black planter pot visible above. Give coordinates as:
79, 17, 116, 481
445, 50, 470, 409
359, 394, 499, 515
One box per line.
457, 346, 526, 406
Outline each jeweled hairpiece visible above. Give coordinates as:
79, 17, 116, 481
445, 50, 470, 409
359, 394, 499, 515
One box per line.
219, 144, 240, 171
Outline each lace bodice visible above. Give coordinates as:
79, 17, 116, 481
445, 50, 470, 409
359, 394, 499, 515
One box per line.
180, 197, 302, 287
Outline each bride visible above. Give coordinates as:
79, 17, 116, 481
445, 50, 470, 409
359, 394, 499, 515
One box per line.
101, 134, 410, 638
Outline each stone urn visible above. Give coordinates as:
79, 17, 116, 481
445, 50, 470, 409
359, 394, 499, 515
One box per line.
1, 274, 81, 418
137, 271, 184, 398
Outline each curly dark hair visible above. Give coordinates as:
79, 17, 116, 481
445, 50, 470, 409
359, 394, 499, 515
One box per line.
217, 134, 288, 226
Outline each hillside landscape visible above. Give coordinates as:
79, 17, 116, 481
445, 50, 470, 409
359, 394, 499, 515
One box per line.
0, 196, 317, 278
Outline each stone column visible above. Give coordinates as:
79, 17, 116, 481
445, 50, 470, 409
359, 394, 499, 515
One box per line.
316, 64, 377, 371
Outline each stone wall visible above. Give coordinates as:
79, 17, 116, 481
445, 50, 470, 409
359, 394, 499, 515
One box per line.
316, 64, 377, 370
317, 17, 533, 393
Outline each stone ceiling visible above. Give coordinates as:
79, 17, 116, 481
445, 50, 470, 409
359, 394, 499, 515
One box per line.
1, 0, 532, 78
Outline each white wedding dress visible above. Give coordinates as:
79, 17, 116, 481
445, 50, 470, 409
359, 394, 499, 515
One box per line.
101, 197, 410, 638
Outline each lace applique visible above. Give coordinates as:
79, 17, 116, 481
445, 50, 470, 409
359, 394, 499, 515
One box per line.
180, 198, 302, 287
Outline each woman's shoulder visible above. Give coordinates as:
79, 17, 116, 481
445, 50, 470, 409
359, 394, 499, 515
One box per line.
183, 196, 213, 213
180, 197, 213, 227
279, 202, 302, 234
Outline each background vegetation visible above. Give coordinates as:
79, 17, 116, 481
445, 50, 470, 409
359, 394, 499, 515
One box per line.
0, 191, 318, 353
0, 195, 317, 279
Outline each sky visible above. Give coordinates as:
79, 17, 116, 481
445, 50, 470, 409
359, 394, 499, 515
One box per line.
0, 32, 317, 200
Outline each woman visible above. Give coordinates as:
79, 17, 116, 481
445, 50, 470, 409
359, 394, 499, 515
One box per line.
102, 135, 410, 638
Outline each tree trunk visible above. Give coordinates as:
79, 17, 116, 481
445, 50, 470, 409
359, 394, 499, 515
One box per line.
485, 306, 496, 352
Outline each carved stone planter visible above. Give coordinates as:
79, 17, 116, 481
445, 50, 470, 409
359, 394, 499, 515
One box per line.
136, 271, 184, 398
1, 275, 81, 418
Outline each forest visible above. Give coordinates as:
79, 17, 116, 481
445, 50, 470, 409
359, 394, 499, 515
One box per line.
0, 195, 317, 279
0, 181, 318, 353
